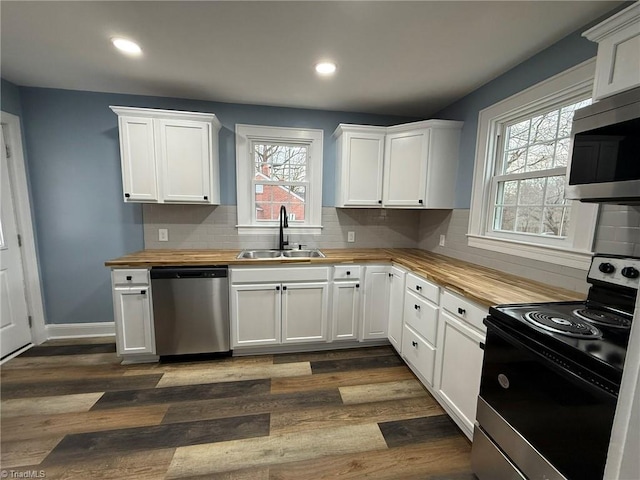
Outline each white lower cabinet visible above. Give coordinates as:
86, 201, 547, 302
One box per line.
331, 266, 362, 342
331, 280, 361, 341
402, 324, 436, 386
111, 269, 156, 358
435, 311, 485, 437
387, 265, 406, 353
231, 283, 281, 346
362, 265, 391, 339
434, 292, 487, 440
230, 267, 330, 349
282, 283, 329, 343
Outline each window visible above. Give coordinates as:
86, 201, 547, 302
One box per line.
236, 125, 323, 234
468, 60, 599, 269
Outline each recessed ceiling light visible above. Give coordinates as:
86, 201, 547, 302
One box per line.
315, 62, 337, 76
111, 37, 142, 56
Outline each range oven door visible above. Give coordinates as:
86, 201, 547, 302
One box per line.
472, 318, 618, 480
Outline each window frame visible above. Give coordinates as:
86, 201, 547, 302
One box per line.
235, 124, 323, 235
468, 59, 599, 270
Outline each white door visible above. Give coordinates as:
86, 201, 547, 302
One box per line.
231, 283, 281, 347
282, 282, 328, 343
157, 119, 211, 203
387, 266, 406, 352
0, 127, 31, 357
362, 266, 390, 339
113, 287, 155, 355
436, 310, 485, 436
118, 116, 158, 202
344, 133, 384, 206
331, 281, 361, 341
383, 130, 429, 207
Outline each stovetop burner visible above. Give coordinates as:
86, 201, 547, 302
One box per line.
573, 308, 631, 328
523, 311, 602, 338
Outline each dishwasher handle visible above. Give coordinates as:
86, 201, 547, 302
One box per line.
150, 266, 228, 279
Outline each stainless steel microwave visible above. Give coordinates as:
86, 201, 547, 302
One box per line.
565, 86, 640, 204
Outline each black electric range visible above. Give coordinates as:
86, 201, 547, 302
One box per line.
472, 254, 639, 480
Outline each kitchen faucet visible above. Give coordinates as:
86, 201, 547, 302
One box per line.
279, 205, 289, 251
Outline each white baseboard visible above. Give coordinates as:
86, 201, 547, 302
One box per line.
46, 322, 116, 340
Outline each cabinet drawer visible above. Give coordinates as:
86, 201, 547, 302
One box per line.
333, 265, 361, 280
441, 290, 487, 333
402, 324, 436, 386
406, 273, 439, 303
112, 269, 149, 286
231, 267, 329, 283
404, 290, 438, 346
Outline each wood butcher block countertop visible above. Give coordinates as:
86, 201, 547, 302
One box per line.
105, 248, 584, 308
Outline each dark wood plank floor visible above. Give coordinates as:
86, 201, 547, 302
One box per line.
1, 339, 474, 479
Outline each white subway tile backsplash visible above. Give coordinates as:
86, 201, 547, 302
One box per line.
142, 202, 640, 295
142, 205, 422, 250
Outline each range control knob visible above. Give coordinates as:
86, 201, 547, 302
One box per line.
599, 262, 616, 274
621, 267, 639, 279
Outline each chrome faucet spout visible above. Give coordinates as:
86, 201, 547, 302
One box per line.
279, 205, 289, 251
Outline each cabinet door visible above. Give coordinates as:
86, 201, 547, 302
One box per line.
362, 266, 390, 340
157, 119, 211, 203
113, 287, 155, 355
118, 116, 158, 202
331, 281, 361, 341
436, 310, 485, 437
282, 282, 328, 343
383, 130, 429, 208
387, 266, 406, 352
342, 132, 385, 206
231, 283, 281, 347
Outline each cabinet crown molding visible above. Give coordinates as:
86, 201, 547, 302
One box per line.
110, 106, 221, 130
582, 2, 640, 42
333, 124, 387, 137
333, 119, 463, 138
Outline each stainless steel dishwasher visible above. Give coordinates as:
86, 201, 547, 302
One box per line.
150, 266, 230, 356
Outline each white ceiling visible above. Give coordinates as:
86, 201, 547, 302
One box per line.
0, 1, 622, 117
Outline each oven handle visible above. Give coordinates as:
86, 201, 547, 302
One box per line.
484, 317, 619, 401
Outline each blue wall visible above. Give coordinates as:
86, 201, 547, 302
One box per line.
435, 4, 629, 208
1, 78, 23, 116
18, 88, 414, 324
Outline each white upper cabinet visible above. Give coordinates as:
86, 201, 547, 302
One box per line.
334, 125, 386, 207
334, 120, 462, 209
111, 106, 221, 204
584, 2, 640, 100
383, 127, 429, 207
118, 116, 158, 202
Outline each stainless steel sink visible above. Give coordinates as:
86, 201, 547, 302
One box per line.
236, 249, 282, 259
236, 249, 325, 259
281, 249, 325, 258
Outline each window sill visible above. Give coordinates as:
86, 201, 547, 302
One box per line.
237, 225, 323, 236
467, 234, 593, 270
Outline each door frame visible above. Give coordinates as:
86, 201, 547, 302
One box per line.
1, 111, 46, 344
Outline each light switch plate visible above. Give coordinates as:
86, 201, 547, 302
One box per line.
347, 231, 355, 243
159, 228, 169, 242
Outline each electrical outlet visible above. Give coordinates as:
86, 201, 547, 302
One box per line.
159, 228, 169, 242
347, 231, 356, 243
439, 234, 446, 247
